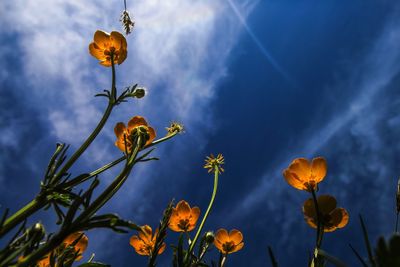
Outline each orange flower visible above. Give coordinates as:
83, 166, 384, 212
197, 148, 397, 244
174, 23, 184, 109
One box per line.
214, 229, 244, 254
168, 200, 200, 232
114, 116, 156, 152
63, 232, 89, 261
303, 195, 349, 232
129, 225, 166, 256
283, 157, 327, 191
89, 30, 127, 67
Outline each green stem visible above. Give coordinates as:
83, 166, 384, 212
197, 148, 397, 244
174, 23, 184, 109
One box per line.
395, 211, 399, 233
310, 188, 323, 248
52, 53, 117, 184
188, 167, 219, 257
0, 198, 46, 238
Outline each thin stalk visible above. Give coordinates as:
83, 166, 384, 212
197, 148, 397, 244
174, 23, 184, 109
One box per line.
220, 254, 227, 267
310, 188, 323, 248
395, 211, 399, 233
64, 130, 179, 189
310, 188, 324, 266
0, 198, 46, 238
188, 167, 219, 257
52, 53, 117, 183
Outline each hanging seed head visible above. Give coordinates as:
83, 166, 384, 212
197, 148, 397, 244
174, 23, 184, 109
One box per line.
120, 10, 135, 35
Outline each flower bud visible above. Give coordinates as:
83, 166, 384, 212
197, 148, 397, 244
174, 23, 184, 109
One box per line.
205, 231, 215, 244
132, 88, 146, 99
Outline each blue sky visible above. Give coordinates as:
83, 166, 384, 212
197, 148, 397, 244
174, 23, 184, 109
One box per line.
1, 0, 400, 266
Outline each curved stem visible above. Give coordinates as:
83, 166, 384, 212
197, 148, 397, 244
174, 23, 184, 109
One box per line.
188, 167, 219, 256
52, 54, 117, 183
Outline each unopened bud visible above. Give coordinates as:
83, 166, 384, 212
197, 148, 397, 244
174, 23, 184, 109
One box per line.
132, 88, 146, 99
205, 231, 215, 244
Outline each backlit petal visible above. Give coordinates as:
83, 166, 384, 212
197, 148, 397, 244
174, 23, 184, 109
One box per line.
331, 208, 349, 228
94, 30, 110, 48
176, 200, 191, 217
128, 116, 148, 130
288, 158, 311, 182
311, 157, 327, 182
146, 127, 156, 145
215, 229, 229, 243
114, 122, 126, 139
190, 206, 200, 224
110, 31, 127, 50
232, 242, 244, 253
283, 169, 307, 190
229, 229, 243, 245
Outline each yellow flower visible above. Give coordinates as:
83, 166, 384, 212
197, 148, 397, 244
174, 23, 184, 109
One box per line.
129, 225, 166, 256
303, 195, 349, 232
283, 157, 327, 191
204, 154, 225, 174
214, 229, 244, 254
63, 232, 89, 261
114, 116, 156, 152
89, 30, 127, 67
168, 200, 200, 232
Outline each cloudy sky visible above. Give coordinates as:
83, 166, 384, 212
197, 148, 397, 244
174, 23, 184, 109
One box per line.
1, 0, 400, 266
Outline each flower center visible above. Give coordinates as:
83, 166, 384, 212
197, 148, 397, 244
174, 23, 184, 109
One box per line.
177, 219, 190, 231
222, 241, 235, 253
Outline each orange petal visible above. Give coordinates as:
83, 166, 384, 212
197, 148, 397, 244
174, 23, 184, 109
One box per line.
130, 235, 148, 255
128, 116, 148, 130
232, 241, 244, 253
215, 229, 229, 243
146, 127, 156, 145
89, 43, 106, 60
168, 222, 184, 232
176, 200, 191, 217
311, 157, 327, 183
283, 169, 307, 190
317, 195, 337, 214
99, 60, 112, 67
110, 31, 127, 50
139, 225, 153, 240
331, 208, 349, 228
229, 229, 243, 244
94, 30, 110, 47
289, 158, 311, 181
190, 206, 200, 224
117, 49, 128, 65
114, 122, 126, 139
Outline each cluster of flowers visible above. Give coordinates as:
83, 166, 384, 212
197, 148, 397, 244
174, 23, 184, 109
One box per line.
129, 200, 244, 256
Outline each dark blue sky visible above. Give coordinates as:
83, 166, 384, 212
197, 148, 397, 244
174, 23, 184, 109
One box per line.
1, 0, 400, 266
